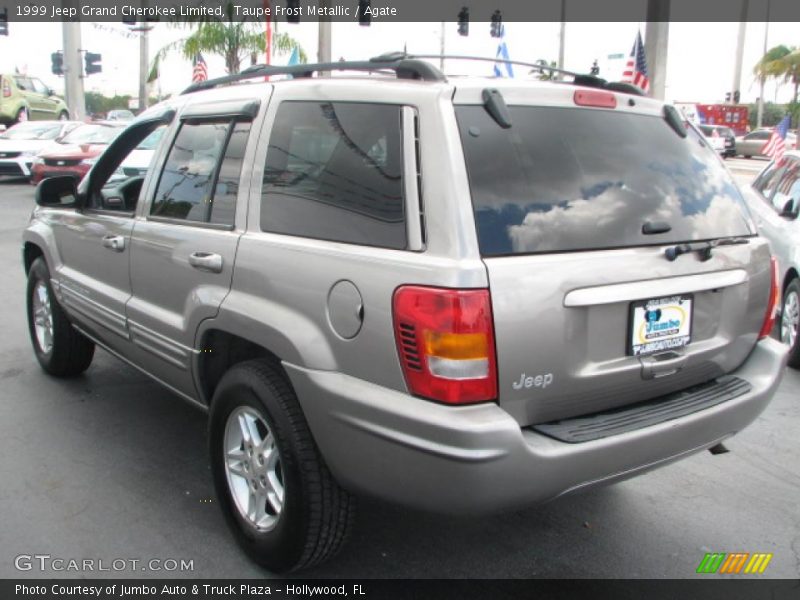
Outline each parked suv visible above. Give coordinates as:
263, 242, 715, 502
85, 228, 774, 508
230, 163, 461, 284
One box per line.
22, 57, 788, 572
1, 74, 69, 126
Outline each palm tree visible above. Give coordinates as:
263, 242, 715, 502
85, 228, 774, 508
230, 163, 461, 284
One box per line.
149, 2, 306, 80
531, 60, 558, 81
754, 45, 800, 104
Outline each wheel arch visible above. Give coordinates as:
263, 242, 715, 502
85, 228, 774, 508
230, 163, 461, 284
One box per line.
194, 328, 289, 407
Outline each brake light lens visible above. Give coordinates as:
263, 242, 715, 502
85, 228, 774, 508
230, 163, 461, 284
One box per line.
1, 78, 10, 98
393, 286, 497, 404
574, 90, 617, 109
758, 257, 780, 340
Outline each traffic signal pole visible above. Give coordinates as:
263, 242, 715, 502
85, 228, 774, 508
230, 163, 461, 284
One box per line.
62, 13, 86, 120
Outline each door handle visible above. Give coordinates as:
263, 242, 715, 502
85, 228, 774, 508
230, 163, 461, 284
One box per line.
102, 235, 125, 252
188, 251, 223, 273
639, 351, 688, 380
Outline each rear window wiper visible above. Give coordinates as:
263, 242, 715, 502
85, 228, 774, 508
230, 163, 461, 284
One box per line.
665, 237, 750, 262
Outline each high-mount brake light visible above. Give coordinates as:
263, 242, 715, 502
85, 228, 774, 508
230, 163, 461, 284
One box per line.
574, 89, 617, 109
758, 257, 780, 340
393, 286, 498, 404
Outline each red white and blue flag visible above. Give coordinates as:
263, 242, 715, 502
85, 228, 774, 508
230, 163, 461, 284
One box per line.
762, 115, 791, 162
621, 31, 650, 93
192, 53, 208, 83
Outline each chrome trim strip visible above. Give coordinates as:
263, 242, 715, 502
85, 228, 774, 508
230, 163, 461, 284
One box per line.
58, 282, 129, 339
563, 269, 749, 307
128, 320, 193, 371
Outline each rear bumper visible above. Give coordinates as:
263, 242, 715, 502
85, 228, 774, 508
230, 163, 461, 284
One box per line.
285, 338, 787, 514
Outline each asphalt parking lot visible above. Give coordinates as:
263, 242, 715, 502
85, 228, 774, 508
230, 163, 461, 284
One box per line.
0, 163, 798, 579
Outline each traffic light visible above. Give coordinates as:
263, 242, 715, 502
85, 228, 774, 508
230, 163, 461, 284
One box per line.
725, 91, 731, 103
84, 52, 102, 76
358, 0, 371, 26
490, 10, 502, 38
51, 52, 63, 76
457, 7, 469, 36
590, 60, 599, 76
286, 0, 300, 23
733, 90, 741, 104
0, 8, 8, 37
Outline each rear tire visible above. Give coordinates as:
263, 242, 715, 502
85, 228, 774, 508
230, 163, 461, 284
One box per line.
26, 257, 95, 377
781, 279, 800, 369
16, 107, 29, 123
209, 359, 355, 572
58, 111, 69, 121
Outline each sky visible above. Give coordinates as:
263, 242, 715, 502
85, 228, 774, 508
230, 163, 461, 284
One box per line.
0, 20, 798, 105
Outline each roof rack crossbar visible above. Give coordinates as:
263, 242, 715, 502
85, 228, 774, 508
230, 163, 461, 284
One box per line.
181, 58, 445, 95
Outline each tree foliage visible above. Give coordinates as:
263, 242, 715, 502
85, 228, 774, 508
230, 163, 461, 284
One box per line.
149, 1, 306, 80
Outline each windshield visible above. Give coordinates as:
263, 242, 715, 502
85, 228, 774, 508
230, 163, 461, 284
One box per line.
136, 127, 165, 150
61, 124, 122, 145
456, 105, 752, 256
0, 122, 63, 140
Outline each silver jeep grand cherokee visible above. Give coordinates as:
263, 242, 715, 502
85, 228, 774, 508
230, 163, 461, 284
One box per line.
22, 56, 788, 572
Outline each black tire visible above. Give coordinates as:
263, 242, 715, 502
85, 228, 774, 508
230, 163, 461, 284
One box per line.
58, 111, 69, 121
26, 257, 95, 377
781, 279, 800, 369
15, 107, 29, 124
209, 359, 355, 572
744, 155, 752, 159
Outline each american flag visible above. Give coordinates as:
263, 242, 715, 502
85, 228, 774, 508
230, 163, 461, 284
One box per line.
621, 31, 650, 93
192, 53, 208, 83
492, 26, 514, 78
762, 115, 791, 162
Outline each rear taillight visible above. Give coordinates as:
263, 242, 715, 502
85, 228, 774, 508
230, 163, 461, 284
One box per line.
393, 286, 497, 404
1, 78, 10, 98
758, 257, 780, 340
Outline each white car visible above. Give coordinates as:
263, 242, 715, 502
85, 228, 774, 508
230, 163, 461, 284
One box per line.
106, 126, 164, 184
743, 150, 800, 367
0, 120, 80, 179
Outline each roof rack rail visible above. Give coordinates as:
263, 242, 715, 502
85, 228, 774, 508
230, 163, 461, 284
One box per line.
408, 54, 647, 96
181, 55, 446, 95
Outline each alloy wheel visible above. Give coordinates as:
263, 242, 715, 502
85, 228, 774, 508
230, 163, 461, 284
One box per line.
223, 406, 285, 531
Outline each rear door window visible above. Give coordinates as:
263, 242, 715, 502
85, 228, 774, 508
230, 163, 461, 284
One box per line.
260, 101, 406, 249
456, 105, 753, 256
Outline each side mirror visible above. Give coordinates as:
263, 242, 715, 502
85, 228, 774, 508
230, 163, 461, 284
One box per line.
780, 199, 800, 220
35, 176, 78, 208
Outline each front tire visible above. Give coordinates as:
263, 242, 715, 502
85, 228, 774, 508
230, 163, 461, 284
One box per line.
26, 257, 95, 377
781, 279, 800, 369
209, 360, 355, 572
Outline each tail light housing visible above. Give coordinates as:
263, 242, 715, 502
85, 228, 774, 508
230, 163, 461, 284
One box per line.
758, 257, 780, 340
393, 286, 497, 404
1, 78, 10, 98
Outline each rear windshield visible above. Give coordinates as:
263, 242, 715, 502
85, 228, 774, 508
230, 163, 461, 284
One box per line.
456, 105, 753, 256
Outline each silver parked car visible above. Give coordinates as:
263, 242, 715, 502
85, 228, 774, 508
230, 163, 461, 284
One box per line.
22, 57, 788, 572
736, 129, 798, 158
742, 150, 800, 366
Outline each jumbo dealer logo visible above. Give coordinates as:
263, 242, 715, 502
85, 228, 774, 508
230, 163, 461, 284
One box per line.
639, 304, 687, 342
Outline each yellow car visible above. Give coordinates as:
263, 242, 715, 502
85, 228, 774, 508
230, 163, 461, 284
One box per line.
0, 74, 69, 126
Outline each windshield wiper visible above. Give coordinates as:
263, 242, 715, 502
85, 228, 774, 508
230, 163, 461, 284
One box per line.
665, 237, 750, 262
